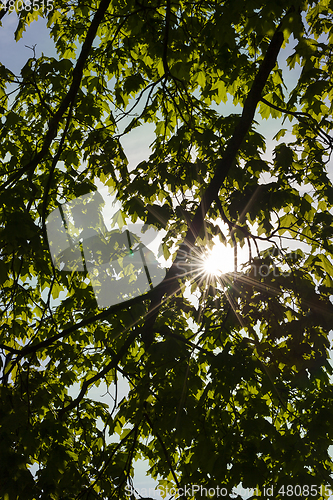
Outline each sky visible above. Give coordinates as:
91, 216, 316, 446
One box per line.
1, 8, 332, 500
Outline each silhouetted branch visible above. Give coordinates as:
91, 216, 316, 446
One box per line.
142, 19, 286, 345
58, 329, 138, 418
1, 0, 114, 192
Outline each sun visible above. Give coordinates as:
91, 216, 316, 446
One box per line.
202, 241, 236, 277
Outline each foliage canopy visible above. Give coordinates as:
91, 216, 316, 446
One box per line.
1, 0, 333, 498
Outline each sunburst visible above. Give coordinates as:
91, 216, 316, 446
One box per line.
202, 242, 236, 278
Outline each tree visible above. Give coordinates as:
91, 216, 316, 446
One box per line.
1, 0, 333, 498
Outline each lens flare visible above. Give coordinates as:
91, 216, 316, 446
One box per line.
202, 243, 235, 277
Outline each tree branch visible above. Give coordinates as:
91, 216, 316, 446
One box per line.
58, 329, 138, 418
142, 22, 286, 345
1, 0, 113, 192
15, 289, 151, 359
260, 96, 333, 147
162, 0, 171, 76
76, 424, 138, 500
41, 98, 75, 227
143, 410, 182, 494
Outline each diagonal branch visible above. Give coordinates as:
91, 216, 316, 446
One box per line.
142, 22, 286, 344
58, 329, 138, 418
162, 0, 171, 76
12, 289, 152, 359
260, 96, 333, 147
1, 0, 113, 192
41, 99, 76, 227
